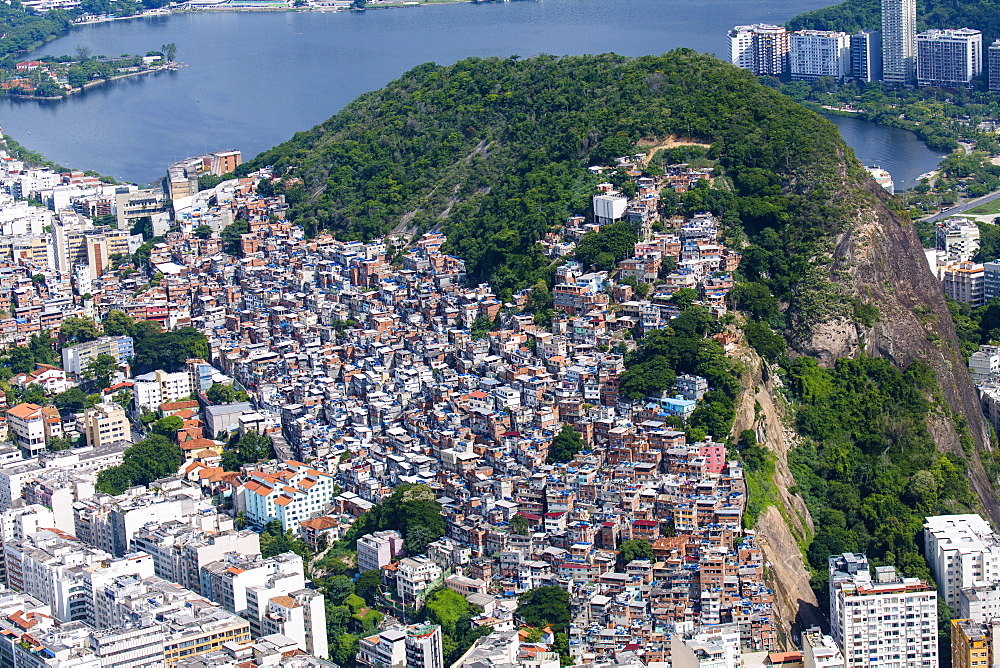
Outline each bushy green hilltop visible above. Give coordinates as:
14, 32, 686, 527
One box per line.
789, 0, 1000, 44
246, 51, 1000, 611
248, 51, 857, 304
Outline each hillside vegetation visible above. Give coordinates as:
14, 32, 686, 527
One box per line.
788, 0, 1000, 45
246, 51, 863, 309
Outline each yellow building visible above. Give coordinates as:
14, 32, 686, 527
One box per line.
82, 402, 128, 448
953, 618, 991, 668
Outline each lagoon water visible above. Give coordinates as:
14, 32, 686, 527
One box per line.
0, 0, 836, 184
823, 113, 947, 190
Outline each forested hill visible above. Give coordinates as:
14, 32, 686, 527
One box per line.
246, 51, 858, 299
788, 0, 1000, 45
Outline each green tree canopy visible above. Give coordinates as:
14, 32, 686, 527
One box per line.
60, 316, 102, 344
574, 221, 638, 271
617, 538, 654, 567
102, 309, 134, 337
517, 586, 571, 631
132, 327, 208, 374
547, 424, 584, 463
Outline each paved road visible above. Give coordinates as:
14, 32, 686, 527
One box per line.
923, 189, 1000, 223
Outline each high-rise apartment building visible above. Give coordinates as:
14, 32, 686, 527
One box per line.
924, 514, 1000, 609
882, 0, 917, 84
990, 39, 1000, 91
917, 28, 983, 88
790, 30, 852, 80
852, 30, 883, 81
829, 553, 938, 668
943, 262, 986, 307
729, 24, 789, 76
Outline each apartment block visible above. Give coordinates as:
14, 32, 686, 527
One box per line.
133, 369, 193, 412
62, 335, 134, 376
852, 30, 883, 81
943, 262, 985, 307
937, 218, 980, 261
395, 556, 444, 607
357, 529, 404, 573
790, 30, 852, 80
729, 24, 789, 76
990, 39, 1000, 91
829, 553, 937, 667
917, 28, 983, 88
924, 514, 1000, 609
82, 402, 129, 449
5, 402, 47, 457
882, 0, 917, 84
240, 461, 338, 532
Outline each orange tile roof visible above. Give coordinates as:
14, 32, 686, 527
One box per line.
6, 403, 41, 419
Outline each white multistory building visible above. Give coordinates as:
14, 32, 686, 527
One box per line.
969, 345, 1000, 384
801, 626, 845, 668
728, 24, 789, 75
670, 623, 741, 668
924, 514, 1000, 608
790, 30, 852, 80
395, 556, 444, 607
917, 28, 983, 88
829, 553, 938, 668
132, 368, 193, 412
937, 217, 980, 262
943, 261, 985, 307
882, 0, 917, 84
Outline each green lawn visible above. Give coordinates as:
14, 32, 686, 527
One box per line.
966, 199, 1000, 216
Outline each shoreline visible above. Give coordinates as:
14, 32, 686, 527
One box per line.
4, 64, 185, 103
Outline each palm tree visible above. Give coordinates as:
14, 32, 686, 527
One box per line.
234, 511, 247, 530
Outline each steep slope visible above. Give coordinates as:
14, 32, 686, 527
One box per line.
795, 173, 1000, 523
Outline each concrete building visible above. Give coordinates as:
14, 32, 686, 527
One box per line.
924, 514, 1000, 609
670, 624, 741, 668
729, 24, 789, 76
405, 624, 444, 668
801, 627, 845, 668
62, 336, 134, 376
240, 461, 338, 532
969, 345, 1000, 384
200, 551, 304, 620
789, 30, 852, 80
959, 580, 1000, 621
943, 262, 985, 307
260, 589, 329, 659
357, 529, 404, 574
395, 556, 443, 607
984, 261, 1000, 302
359, 627, 407, 668
990, 39, 1000, 91
951, 618, 997, 668
5, 403, 47, 456
882, 0, 917, 85
937, 217, 980, 262
131, 524, 260, 594
82, 402, 129, 449
916, 28, 983, 88
133, 369, 193, 412
204, 402, 253, 437
852, 30, 883, 81
829, 553, 938, 667
592, 194, 629, 226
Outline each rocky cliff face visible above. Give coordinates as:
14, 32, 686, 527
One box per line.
794, 172, 1000, 522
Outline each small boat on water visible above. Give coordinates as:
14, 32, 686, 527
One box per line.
865, 165, 894, 194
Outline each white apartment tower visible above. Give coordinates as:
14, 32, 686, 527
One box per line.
923, 514, 1000, 609
916, 28, 983, 88
790, 30, 852, 80
882, 0, 917, 85
729, 24, 789, 76
829, 553, 938, 668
